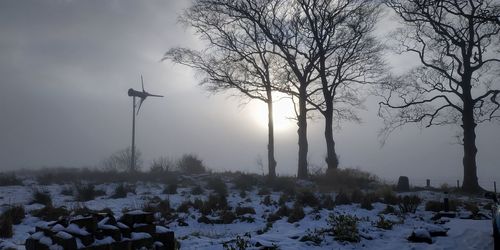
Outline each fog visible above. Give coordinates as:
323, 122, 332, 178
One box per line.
1, 0, 499, 187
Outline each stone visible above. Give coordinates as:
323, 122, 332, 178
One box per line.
396, 176, 410, 192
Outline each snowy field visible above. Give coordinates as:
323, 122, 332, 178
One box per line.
0, 174, 494, 250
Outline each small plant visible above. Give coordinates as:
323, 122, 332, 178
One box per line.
207, 177, 228, 197
360, 194, 374, 210
200, 194, 228, 215
191, 185, 204, 195
3, 205, 25, 225
381, 204, 396, 214
75, 183, 106, 202
379, 188, 399, 205
177, 200, 192, 213
31, 205, 70, 221
60, 186, 74, 196
111, 183, 135, 198
31, 188, 52, 206
328, 213, 360, 242
178, 154, 206, 174
262, 195, 273, 206
398, 195, 421, 213
300, 229, 324, 245
268, 177, 296, 195
424, 200, 443, 212
374, 215, 394, 230
287, 202, 305, 223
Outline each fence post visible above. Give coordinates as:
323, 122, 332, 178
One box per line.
426, 179, 430, 188
456, 180, 460, 189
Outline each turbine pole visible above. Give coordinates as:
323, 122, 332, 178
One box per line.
131, 96, 136, 172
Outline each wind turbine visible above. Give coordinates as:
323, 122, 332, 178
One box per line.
127, 75, 163, 171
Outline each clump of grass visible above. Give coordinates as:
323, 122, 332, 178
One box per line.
32, 205, 70, 221
31, 188, 52, 206
380, 205, 397, 214
3, 205, 25, 225
262, 195, 273, 206
328, 213, 360, 242
75, 183, 106, 202
377, 187, 399, 205
268, 177, 296, 195
177, 200, 192, 213
314, 168, 378, 191
0, 216, 13, 238
235, 206, 256, 216
360, 195, 374, 210
321, 194, 335, 210
200, 194, 228, 215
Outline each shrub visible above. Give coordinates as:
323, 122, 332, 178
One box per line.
258, 187, 270, 196
75, 183, 106, 202
222, 232, 251, 250
144, 199, 172, 219
321, 194, 335, 210
233, 174, 258, 191
351, 189, 364, 203
177, 200, 192, 213
424, 200, 443, 212
191, 185, 204, 195
235, 206, 256, 216
60, 186, 74, 196
334, 190, 351, 205
287, 202, 305, 223
300, 229, 324, 245
328, 213, 360, 242
398, 195, 421, 213
374, 215, 394, 230
0, 216, 13, 238
0, 174, 22, 186
163, 183, 178, 194
275, 204, 290, 218
31, 189, 52, 206
192, 198, 204, 210
178, 154, 206, 174
278, 193, 291, 206
296, 189, 320, 208
262, 195, 273, 206
268, 177, 296, 195
380, 188, 399, 205
207, 177, 227, 197
200, 194, 228, 215
381, 205, 396, 214
463, 202, 480, 216
111, 184, 135, 199
150, 156, 175, 173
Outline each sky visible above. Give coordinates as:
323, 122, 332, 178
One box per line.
0, 0, 499, 188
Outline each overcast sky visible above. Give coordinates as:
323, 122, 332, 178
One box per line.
1, 0, 498, 187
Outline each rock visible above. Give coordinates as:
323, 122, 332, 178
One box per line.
396, 176, 410, 192
408, 229, 432, 244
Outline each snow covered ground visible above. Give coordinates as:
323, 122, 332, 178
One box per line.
0, 175, 494, 250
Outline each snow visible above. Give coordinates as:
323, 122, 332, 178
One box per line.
0, 179, 495, 249
93, 236, 115, 246
55, 231, 73, 239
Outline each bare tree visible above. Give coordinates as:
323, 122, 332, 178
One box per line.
163, 4, 282, 178
102, 147, 142, 172
297, 0, 384, 171
380, 0, 500, 192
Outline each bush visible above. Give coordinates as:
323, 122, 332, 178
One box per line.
144, 199, 172, 219
111, 183, 135, 199
150, 156, 175, 173
191, 185, 204, 195
60, 186, 74, 196
222, 232, 251, 250
424, 200, 443, 212
75, 183, 106, 202
31, 189, 52, 206
262, 195, 273, 206
178, 154, 206, 174
374, 215, 394, 230
398, 195, 421, 213
200, 194, 228, 215
300, 229, 323, 245
0, 174, 22, 186
233, 173, 258, 191
177, 200, 192, 213
3, 205, 25, 225
334, 190, 351, 205
278, 193, 291, 206
351, 189, 364, 203
258, 187, 270, 196
268, 177, 296, 195
207, 177, 227, 197
287, 202, 305, 223
0, 216, 13, 238
163, 183, 178, 194
381, 205, 396, 214
380, 188, 399, 205
360, 195, 374, 210
314, 168, 378, 191
328, 213, 360, 242
296, 189, 320, 208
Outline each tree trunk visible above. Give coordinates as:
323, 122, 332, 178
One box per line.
461, 83, 482, 193
324, 100, 339, 171
266, 89, 277, 179
297, 85, 309, 179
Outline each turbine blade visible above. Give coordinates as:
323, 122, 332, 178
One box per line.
136, 97, 146, 115
141, 75, 145, 92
